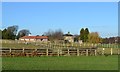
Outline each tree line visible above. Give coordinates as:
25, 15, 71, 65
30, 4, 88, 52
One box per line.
1, 25, 31, 40
43, 28, 102, 43
0, 25, 118, 44
102, 37, 120, 44
79, 28, 102, 43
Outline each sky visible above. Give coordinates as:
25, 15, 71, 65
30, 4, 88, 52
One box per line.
2, 2, 118, 38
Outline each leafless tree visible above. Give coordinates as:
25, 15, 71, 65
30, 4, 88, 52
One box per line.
44, 29, 63, 42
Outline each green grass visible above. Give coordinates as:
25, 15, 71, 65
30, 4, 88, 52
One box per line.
2, 41, 119, 48
2, 55, 118, 70
2, 42, 40, 48
1, 40, 119, 70
2, 39, 119, 49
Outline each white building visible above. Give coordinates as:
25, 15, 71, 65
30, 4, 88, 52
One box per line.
63, 32, 74, 43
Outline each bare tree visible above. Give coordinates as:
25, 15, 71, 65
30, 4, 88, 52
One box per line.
44, 29, 63, 42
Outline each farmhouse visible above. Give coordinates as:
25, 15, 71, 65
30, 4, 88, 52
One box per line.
19, 36, 48, 42
63, 32, 74, 43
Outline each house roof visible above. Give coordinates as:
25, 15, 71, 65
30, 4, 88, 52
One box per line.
63, 34, 73, 36
63, 32, 73, 36
20, 36, 48, 39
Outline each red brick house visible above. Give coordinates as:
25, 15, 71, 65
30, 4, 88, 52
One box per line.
19, 36, 48, 42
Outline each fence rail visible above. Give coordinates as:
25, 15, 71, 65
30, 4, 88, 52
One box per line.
0, 47, 120, 57
0, 47, 98, 57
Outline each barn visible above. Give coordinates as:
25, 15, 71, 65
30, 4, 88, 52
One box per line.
19, 36, 48, 42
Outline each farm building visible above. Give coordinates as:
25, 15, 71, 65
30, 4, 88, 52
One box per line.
19, 36, 48, 42
63, 32, 74, 43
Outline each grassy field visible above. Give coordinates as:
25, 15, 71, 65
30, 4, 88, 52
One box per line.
2, 39, 120, 55
2, 39, 119, 48
2, 55, 118, 70
2, 40, 41, 48
1, 40, 119, 70
2, 42, 40, 49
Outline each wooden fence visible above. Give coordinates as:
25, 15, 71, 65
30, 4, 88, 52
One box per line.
0, 47, 120, 57
0, 47, 98, 57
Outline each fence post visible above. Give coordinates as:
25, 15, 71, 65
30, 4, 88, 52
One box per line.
9, 48, 12, 56
68, 48, 70, 56
22, 48, 24, 53
46, 48, 48, 56
35, 48, 37, 51
118, 48, 119, 55
77, 48, 79, 56
10, 48, 11, 53
57, 49, 59, 56
35, 48, 37, 56
102, 48, 105, 55
86, 49, 88, 56
110, 48, 113, 55
95, 49, 97, 56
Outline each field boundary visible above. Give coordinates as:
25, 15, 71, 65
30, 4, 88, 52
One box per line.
1, 47, 120, 57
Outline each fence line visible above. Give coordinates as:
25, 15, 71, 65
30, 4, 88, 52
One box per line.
1, 47, 120, 57
2, 39, 119, 49
1, 47, 98, 57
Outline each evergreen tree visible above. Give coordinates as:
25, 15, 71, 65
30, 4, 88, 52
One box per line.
2, 28, 7, 39
84, 28, 89, 42
80, 28, 85, 42
2, 25, 18, 40
80, 28, 90, 42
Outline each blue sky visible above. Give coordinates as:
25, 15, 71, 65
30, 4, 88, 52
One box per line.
2, 2, 118, 38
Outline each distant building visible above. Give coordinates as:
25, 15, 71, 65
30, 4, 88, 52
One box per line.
63, 32, 74, 43
78, 40, 83, 44
19, 36, 48, 42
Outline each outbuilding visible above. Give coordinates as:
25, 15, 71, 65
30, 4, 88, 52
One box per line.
19, 36, 48, 42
